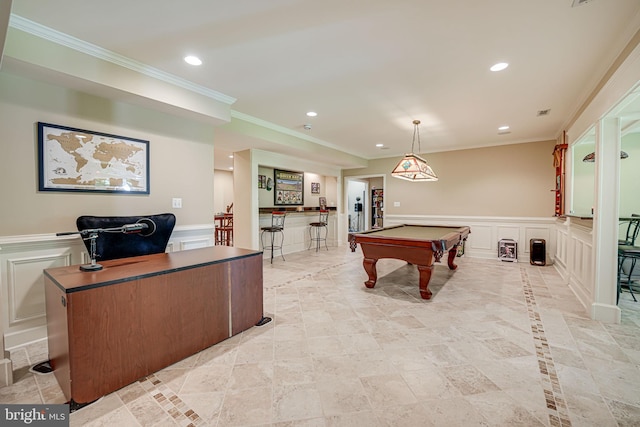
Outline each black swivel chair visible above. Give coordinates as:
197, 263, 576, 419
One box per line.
76, 213, 176, 262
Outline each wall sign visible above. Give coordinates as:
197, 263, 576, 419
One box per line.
274, 169, 304, 205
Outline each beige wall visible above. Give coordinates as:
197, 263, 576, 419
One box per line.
213, 169, 234, 214
0, 71, 216, 236
344, 141, 557, 217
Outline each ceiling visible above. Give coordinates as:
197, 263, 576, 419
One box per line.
6, 0, 640, 171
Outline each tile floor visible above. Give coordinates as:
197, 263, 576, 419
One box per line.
1, 246, 640, 426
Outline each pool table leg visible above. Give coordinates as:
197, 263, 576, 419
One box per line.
447, 247, 459, 270
362, 258, 378, 288
417, 265, 434, 299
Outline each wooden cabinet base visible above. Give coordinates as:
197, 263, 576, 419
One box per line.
44, 246, 263, 405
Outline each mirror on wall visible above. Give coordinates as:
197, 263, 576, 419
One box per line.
619, 127, 640, 217
569, 119, 640, 217
570, 127, 596, 216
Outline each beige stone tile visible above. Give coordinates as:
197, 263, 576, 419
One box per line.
235, 339, 275, 364
383, 346, 437, 372
126, 393, 174, 426
419, 343, 468, 367
316, 377, 371, 416
466, 390, 546, 426
359, 373, 417, 408
69, 394, 126, 427
440, 364, 500, 396
77, 406, 143, 427
228, 361, 274, 390
401, 368, 461, 400
307, 336, 347, 358
179, 391, 226, 425
337, 333, 381, 354
275, 339, 311, 360
565, 393, 619, 427
349, 351, 398, 378
272, 383, 324, 423
0, 374, 41, 404
274, 358, 315, 386
324, 411, 382, 427
194, 344, 238, 367
373, 402, 437, 427
312, 355, 359, 382
274, 417, 327, 427
179, 364, 232, 394
218, 386, 273, 426
472, 357, 541, 391
422, 396, 489, 426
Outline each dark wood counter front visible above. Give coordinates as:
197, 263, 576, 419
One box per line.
44, 246, 264, 405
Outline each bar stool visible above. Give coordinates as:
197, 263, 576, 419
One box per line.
308, 210, 329, 251
261, 211, 286, 263
215, 213, 233, 246
617, 214, 640, 303
618, 246, 640, 303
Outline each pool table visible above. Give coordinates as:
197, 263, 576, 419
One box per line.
349, 224, 470, 299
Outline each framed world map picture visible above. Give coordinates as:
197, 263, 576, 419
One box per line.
38, 122, 150, 194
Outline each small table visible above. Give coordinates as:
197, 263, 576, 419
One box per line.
349, 224, 470, 299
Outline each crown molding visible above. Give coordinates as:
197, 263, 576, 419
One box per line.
8, 14, 236, 106
230, 110, 362, 158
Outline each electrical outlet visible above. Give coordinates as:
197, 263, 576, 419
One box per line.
394, 201, 400, 207
172, 198, 182, 208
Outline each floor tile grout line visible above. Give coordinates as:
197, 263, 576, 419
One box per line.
520, 267, 572, 427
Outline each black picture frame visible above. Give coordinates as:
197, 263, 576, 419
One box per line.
311, 182, 320, 194
38, 122, 150, 194
274, 169, 304, 206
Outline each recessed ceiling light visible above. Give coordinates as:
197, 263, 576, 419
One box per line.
306, 111, 317, 117
184, 55, 202, 66
490, 62, 509, 72
376, 144, 384, 147
498, 125, 510, 131
228, 166, 234, 170
228, 155, 234, 159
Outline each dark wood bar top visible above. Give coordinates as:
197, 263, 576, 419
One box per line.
44, 246, 262, 293
258, 206, 336, 214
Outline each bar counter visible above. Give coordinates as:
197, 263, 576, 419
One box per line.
258, 206, 337, 214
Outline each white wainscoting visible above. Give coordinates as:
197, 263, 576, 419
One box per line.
384, 215, 557, 263
258, 212, 337, 256
0, 224, 214, 350
0, 214, 602, 351
553, 217, 594, 310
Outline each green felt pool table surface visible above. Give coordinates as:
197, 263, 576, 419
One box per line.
348, 224, 470, 299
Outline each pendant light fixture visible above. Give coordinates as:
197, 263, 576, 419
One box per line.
391, 120, 438, 181
582, 151, 629, 162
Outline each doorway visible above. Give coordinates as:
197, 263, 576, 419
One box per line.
345, 174, 386, 233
